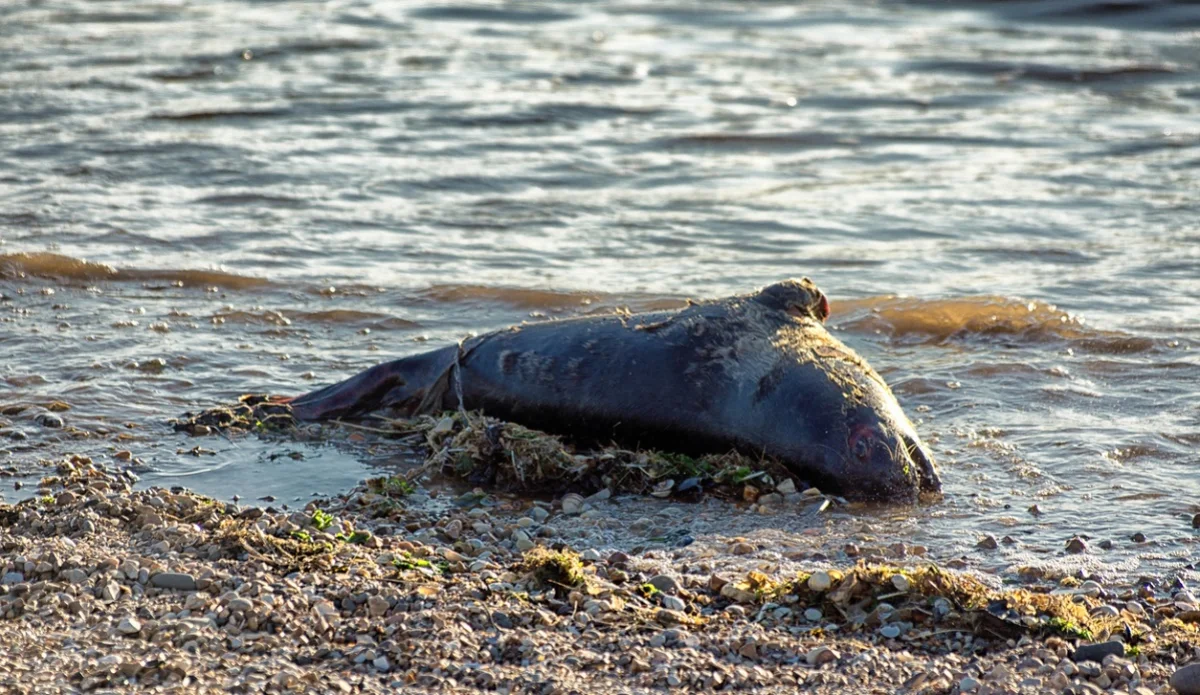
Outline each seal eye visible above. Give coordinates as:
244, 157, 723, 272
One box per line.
853, 435, 871, 461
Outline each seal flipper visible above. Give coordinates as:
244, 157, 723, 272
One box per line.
287, 345, 460, 421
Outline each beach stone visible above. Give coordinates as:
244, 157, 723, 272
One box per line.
444, 519, 462, 540
959, 676, 980, 692
1, 572, 23, 586
35, 412, 63, 428
776, 479, 796, 494
1065, 536, 1088, 554
227, 597, 253, 612
61, 568, 88, 584
662, 595, 686, 612
117, 616, 141, 635
368, 595, 388, 617
529, 506, 550, 523
1171, 664, 1200, 695
150, 572, 197, 591
880, 624, 901, 639
806, 646, 838, 667
807, 571, 832, 592
119, 560, 138, 580
1071, 641, 1124, 663
804, 608, 822, 622
1048, 671, 1070, 690
891, 574, 911, 592
99, 582, 120, 602
730, 542, 754, 555
373, 656, 390, 672
976, 535, 998, 550
581, 549, 602, 562
647, 574, 679, 594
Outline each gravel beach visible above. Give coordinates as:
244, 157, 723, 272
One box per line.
2, 452, 1197, 694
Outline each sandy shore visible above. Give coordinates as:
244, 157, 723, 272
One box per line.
1, 450, 1198, 695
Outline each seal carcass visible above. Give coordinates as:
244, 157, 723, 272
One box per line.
288, 279, 941, 502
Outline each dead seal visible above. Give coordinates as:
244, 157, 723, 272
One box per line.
287, 278, 940, 502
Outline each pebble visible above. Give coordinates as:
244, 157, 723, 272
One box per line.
880, 625, 901, 639
1, 572, 23, 586
959, 676, 980, 692
227, 597, 253, 612
529, 506, 550, 523
444, 519, 463, 540
117, 616, 141, 635
1065, 536, 1088, 554
730, 542, 754, 555
1171, 664, 1200, 695
976, 535, 998, 550
807, 571, 832, 592
647, 574, 679, 594
1193, 513, 1200, 529
61, 568, 88, 584
1071, 640, 1125, 663
35, 412, 63, 428
580, 549, 602, 562
150, 572, 198, 591
662, 595, 686, 612
806, 646, 838, 667
776, 479, 796, 494
100, 582, 120, 602
560, 494, 584, 515
891, 575, 911, 592
804, 608, 822, 622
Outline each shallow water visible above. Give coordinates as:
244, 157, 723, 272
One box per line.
1, 0, 1198, 578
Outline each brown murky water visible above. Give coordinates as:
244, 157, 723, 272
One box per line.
1, 0, 1198, 579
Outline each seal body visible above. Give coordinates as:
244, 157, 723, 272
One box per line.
288, 279, 940, 502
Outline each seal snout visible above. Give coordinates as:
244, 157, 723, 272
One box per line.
843, 421, 926, 503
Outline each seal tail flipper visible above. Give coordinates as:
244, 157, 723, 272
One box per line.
284, 345, 460, 421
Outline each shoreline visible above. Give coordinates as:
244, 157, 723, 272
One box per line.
1, 453, 1197, 694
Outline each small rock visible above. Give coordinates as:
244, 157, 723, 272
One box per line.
1, 572, 23, 586
56, 491, 77, 507
373, 656, 390, 672
1065, 536, 1088, 554
35, 412, 63, 428
61, 568, 88, 584
560, 494, 584, 515
662, 595, 686, 612
529, 506, 550, 523
227, 597, 253, 612
806, 646, 838, 667
1131, 532, 1147, 543
117, 616, 142, 635
807, 571, 832, 592
730, 542, 754, 555
959, 676, 980, 692
1193, 513, 1200, 529
976, 535, 998, 550
1171, 663, 1200, 695
647, 574, 679, 594
776, 479, 796, 494
99, 582, 120, 602
891, 574, 911, 592
1071, 641, 1125, 663
150, 572, 197, 591
444, 519, 462, 540
580, 549, 602, 562
880, 624, 901, 639
804, 608, 822, 622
